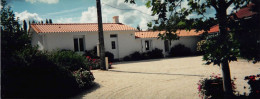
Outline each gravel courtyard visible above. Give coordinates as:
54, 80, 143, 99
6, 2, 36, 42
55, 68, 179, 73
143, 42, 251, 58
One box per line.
77, 56, 260, 99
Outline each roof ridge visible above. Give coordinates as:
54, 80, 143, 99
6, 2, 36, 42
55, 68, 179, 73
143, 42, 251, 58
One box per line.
31, 23, 124, 25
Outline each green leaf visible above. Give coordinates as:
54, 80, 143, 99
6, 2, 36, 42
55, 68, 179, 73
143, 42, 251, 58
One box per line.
146, 0, 151, 8
177, 21, 186, 26
147, 22, 152, 27
169, 5, 174, 11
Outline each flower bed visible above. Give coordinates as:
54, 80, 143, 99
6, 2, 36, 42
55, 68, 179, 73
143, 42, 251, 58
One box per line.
197, 73, 236, 99
244, 74, 260, 98
86, 56, 112, 70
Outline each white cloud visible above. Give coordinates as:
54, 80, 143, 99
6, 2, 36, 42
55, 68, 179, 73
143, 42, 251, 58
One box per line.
56, 17, 80, 23
80, 7, 98, 23
43, 7, 86, 16
15, 10, 43, 23
25, 0, 59, 4
78, 0, 156, 30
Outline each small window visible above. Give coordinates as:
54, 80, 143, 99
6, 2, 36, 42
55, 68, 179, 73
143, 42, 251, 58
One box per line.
74, 38, 79, 51
111, 41, 116, 49
74, 37, 84, 52
79, 38, 84, 51
145, 40, 150, 50
110, 34, 117, 38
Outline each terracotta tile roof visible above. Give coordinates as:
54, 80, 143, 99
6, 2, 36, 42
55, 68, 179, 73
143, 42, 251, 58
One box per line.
208, 25, 219, 33
236, 3, 256, 18
135, 30, 203, 38
30, 23, 137, 33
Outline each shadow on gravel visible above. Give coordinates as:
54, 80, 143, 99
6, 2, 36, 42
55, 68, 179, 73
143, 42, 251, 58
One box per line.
73, 82, 100, 99
109, 70, 205, 77
113, 56, 202, 65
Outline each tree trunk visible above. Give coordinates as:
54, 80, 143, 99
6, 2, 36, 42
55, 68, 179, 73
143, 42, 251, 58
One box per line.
96, 0, 106, 70
217, 0, 234, 98
221, 60, 233, 98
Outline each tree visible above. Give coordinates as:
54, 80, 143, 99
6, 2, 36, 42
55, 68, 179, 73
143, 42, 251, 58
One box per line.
126, 0, 254, 98
136, 25, 141, 31
46, 19, 49, 24
23, 20, 27, 32
49, 19, 53, 24
1, 0, 31, 56
96, 0, 106, 70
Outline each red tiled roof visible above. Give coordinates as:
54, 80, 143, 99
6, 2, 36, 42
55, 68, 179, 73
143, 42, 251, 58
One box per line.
208, 25, 219, 33
236, 3, 256, 18
135, 30, 203, 38
30, 23, 137, 33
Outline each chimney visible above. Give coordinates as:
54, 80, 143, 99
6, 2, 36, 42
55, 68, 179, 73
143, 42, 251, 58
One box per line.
113, 16, 119, 23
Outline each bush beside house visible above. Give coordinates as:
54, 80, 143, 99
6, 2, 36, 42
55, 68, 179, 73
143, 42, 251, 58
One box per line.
123, 48, 164, 61
2, 48, 95, 98
169, 44, 193, 57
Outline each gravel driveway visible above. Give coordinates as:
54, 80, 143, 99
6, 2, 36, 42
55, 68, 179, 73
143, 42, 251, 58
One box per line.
76, 56, 260, 99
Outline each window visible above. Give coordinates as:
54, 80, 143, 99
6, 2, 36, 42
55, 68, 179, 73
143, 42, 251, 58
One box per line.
74, 37, 84, 52
110, 34, 117, 38
145, 40, 150, 50
164, 40, 169, 52
111, 41, 116, 49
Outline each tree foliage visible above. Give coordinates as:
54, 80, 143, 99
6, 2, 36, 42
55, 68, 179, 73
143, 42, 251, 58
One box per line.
1, 0, 31, 65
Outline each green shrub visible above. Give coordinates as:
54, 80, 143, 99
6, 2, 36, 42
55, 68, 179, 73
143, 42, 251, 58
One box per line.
123, 56, 131, 61
72, 68, 95, 88
148, 48, 164, 59
123, 48, 164, 61
83, 46, 99, 59
130, 51, 143, 60
84, 46, 114, 62
105, 51, 114, 62
86, 56, 100, 70
2, 47, 95, 98
169, 44, 192, 57
49, 50, 89, 71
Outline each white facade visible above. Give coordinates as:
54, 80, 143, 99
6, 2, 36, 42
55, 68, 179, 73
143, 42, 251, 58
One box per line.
31, 29, 201, 59
136, 36, 200, 57
31, 30, 141, 59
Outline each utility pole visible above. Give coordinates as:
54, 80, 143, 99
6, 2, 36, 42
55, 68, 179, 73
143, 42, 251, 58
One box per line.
96, 0, 106, 70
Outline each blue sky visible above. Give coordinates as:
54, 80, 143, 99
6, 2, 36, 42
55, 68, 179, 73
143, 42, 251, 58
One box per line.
7, 0, 235, 30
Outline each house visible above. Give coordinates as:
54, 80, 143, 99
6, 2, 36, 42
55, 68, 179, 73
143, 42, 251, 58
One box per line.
135, 30, 203, 56
30, 16, 140, 59
30, 16, 203, 60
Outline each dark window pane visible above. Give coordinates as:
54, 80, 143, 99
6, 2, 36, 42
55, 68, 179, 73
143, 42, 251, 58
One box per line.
164, 40, 169, 52
74, 38, 79, 51
112, 41, 116, 49
145, 40, 149, 50
79, 38, 84, 51
110, 34, 117, 38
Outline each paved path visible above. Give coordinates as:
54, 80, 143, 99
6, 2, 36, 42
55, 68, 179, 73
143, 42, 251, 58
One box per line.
76, 56, 260, 99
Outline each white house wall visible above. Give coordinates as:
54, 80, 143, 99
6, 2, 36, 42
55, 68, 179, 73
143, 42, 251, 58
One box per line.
32, 30, 140, 59
169, 36, 200, 52
104, 31, 141, 59
44, 32, 74, 51
31, 30, 44, 50
138, 38, 166, 55
137, 36, 200, 56
31, 30, 200, 60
